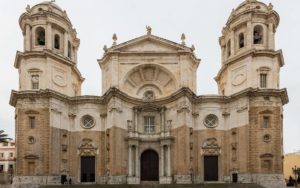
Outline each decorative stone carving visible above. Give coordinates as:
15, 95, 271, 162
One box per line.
78, 138, 98, 156
108, 100, 123, 113
26, 5, 30, 12
181, 33, 186, 45
231, 65, 247, 86
52, 67, 67, 87
146, 25, 152, 35
177, 101, 190, 113
143, 90, 155, 101
237, 105, 248, 113
127, 120, 133, 132
112, 33, 117, 46
202, 138, 220, 155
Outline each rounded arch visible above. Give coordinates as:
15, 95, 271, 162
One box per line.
238, 32, 245, 48
35, 27, 45, 46
253, 25, 264, 44
54, 34, 60, 49
122, 64, 178, 98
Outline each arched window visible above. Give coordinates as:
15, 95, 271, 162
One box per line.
68, 41, 72, 58
54, 34, 60, 49
35, 27, 45, 46
253, 25, 263, 44
227, 40, 231, 57
31, 75, 39, 89
239, 33, 245, 48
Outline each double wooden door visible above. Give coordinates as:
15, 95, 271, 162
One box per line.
140, 150, 159, 181
204, 156, 218, 181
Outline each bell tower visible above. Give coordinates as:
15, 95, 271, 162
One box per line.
215, 0, 284, 96
15, 1, 84, 96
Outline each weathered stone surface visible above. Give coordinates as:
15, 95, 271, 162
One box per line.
10, 1, 288, 188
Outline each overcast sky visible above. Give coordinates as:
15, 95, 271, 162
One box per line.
0, 0, 299, 154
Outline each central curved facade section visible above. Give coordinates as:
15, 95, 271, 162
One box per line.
122, 64, 178, 99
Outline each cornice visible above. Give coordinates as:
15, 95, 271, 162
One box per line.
215, 49, 284, 81
9, 87, 288, 108
14, 50, 85, 82
98, 34, 200, 68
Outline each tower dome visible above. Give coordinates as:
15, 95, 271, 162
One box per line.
219, 0, 279, 64
216, 0, 284, 96
14, 1, 84, 96
19, 0, 79, 61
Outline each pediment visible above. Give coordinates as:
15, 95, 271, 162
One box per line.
109, 35, 191, 53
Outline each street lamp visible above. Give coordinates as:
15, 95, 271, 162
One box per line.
292, 165, 300, 187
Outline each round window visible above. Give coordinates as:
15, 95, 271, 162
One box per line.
28, 136, 35, 144
81, 115, 95, 129
263, 134, 271, 142
204, 114, 218, 128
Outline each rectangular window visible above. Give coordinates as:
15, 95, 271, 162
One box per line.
262, 116, 270, 128
2, 142, 8, 146
0, 165, 4, 173
9, 164, 13, 171
31, 75, 39, 89
0, 153, 3, 158
29, 116, 35, 129
260, 74, 267, 88
9, 153, 13, 158
144, 116, 155, 133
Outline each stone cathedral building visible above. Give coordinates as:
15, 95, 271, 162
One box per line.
9, 0, 288, 188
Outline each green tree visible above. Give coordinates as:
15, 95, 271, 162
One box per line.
0, 130, 10, 143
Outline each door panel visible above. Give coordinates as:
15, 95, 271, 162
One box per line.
141, 150, 159, 181
81, 156, 95, 182
204, 156, 218, 181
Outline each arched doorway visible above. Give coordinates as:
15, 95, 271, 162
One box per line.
140, 150, 159, 181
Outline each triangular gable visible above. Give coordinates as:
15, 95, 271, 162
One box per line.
107, 34, 192, 53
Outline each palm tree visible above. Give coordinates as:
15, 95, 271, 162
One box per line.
0, 130, 10, 143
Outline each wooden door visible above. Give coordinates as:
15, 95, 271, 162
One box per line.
204, 156, 218, 181
81, 156, 95, 182
141, 150, 159, 181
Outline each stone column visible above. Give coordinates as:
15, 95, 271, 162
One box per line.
221, 46, 225, 63
167, 145, 171, 176
128, 145, 132, 176
135, 146, 139, 177
161, 108, 165, 134
268, 22, 275, 50
74, 47, 78, 64
46, 23, 52, 50
134, 109, 138, 133
111, 55, 119, 88
160, 145, 165, 177
230, 31, 235, 56
246, 21, 252, 49
25, 24, 31, 51
64, 32, 68, 57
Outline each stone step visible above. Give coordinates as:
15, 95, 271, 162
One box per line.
41, 183, 265, 188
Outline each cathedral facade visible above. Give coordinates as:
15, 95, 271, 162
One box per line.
10, 1, 288, 188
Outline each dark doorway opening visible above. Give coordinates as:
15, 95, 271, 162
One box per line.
204, 156, 218, 181
81, 156, 95, 182
61, 175, 67, 184
232, 173, 238, 183
141, 150, 159, 181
